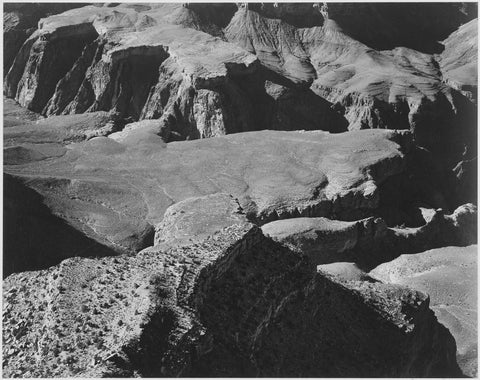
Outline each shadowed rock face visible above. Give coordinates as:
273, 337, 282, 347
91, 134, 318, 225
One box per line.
3, 174, 154, 277
3, 3, 90, 73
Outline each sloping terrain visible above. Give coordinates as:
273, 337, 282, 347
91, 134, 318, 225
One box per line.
371, 246, 478, 377
2, 2, 478, 378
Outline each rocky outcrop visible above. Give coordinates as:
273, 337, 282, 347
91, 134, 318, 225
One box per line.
6, 23, 100, 113
4, 129, 418, 265
222, 5, 477, 186
2, 211, 462, 377
371, 245, 478, 377
3, 3, 90, 73
154, 193, 246, 246
4, 111, 123, 150
2, 4, 477, 378
262, 203, 477, 268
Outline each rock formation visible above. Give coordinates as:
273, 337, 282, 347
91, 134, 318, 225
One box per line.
4, 3, 476, 202
4, 128, 420, 263
2, 196, 462, 377
261, 204, 477, 268
2, 2, 478, 378
371, 245, 478, 377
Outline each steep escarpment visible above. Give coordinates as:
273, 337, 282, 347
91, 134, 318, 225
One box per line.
3, 3, 90, 73
4, 4, 349, 139
223, 5, 477, 186
6, 23, 99, 113
7, 3, 476, 149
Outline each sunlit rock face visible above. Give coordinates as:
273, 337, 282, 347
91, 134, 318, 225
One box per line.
3, 3, 477, 378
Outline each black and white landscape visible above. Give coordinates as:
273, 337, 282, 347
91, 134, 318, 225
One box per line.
2, 2, 478, 377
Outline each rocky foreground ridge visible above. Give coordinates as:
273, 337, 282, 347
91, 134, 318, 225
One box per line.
3, 2, 478, 378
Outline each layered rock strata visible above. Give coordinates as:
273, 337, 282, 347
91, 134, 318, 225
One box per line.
4, 3, 476, 161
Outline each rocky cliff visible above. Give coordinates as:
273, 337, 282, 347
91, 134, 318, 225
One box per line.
4, 3, 476, 201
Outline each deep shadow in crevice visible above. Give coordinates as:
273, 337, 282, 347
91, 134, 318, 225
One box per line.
3, 174, 119, 277
328, 3, 477, 54
227, 65, 349, 134
28, 24, 99, 113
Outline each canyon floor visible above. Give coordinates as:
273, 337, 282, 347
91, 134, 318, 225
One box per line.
2, 2, 478, 378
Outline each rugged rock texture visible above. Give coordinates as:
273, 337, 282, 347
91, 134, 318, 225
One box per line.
8, 4, 346, 139
4, 3, 476, 160
261, 204, 477, 268
2, 207, 462, 377
3, 3, 89, 73
371, 245, 478, 377
154, 193, 246, 246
